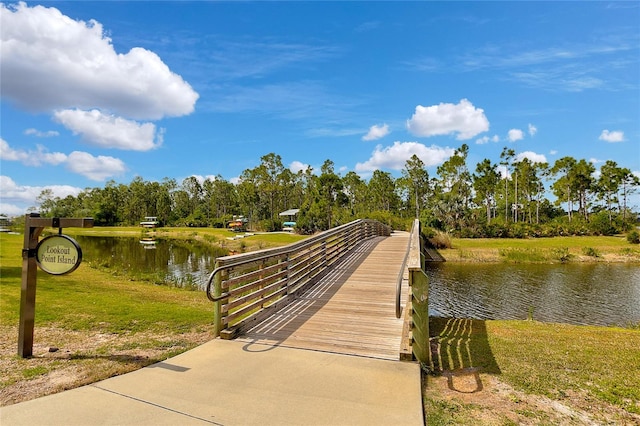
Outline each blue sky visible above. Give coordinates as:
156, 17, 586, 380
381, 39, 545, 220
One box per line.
1, 1, 639, 215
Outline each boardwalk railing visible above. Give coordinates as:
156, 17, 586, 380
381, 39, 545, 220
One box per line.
399, 219, 431, 364
206, 219, 391, 339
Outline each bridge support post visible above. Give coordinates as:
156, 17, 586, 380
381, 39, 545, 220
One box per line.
410, 268, 430, 365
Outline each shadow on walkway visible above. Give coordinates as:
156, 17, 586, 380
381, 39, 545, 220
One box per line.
239, 237, 382, 347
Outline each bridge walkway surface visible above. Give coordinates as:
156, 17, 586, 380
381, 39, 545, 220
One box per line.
237, 232, 411, 360
0, 231, 424, 426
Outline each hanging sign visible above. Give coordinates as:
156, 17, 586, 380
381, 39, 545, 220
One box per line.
35, 234, 83, 275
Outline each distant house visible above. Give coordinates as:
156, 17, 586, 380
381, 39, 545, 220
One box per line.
279, 208, 300, 231
140, 216, 159, 228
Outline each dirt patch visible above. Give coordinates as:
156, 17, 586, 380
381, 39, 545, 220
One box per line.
424, 371, 640, 425
0, 325, 213, 406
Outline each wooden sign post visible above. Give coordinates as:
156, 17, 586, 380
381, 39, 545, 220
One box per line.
19, 213, 93, 358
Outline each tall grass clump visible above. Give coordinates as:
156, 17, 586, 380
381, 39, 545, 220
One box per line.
428, 231, 452, 249
627, 230, 640, 244
582, 247, 600, 257
552, 247, 572, 263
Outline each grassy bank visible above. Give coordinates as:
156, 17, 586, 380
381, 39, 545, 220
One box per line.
440, 235, 640, 263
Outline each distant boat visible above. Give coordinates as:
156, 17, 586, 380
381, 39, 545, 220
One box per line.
140, 216, 159, 228
228, 216, 248, 232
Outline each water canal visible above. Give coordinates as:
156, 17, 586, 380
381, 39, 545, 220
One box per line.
76, 235, 226, 290
427, 262, 640, 328
77, 236, 640, 328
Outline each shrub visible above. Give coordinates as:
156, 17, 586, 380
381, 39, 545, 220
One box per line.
582, 247, 600, 257
627, 230, 640, 244
552, 247, 572, 263
588, 211, 618, 236
421, 226, 436, 239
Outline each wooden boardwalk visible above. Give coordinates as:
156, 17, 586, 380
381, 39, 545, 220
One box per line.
236, 232, 410, 360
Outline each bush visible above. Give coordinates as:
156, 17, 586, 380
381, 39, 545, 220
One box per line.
552, 247, 572, 263
582, 247, 600, 257
627, 230, 640, 244
588, 211, 618, 236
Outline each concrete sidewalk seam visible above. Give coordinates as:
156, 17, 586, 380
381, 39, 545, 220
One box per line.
91, 384, 223, 425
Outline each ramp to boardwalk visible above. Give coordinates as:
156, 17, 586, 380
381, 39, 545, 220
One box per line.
0, 339, 424, 425
236, 232, 410, 360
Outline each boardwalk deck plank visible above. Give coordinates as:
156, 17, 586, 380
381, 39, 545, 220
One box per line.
237, 232, 410, 360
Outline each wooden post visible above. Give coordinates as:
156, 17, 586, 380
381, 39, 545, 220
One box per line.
411, 268, 430, 365
18, 214, 43, 358
18, 214, 93, 358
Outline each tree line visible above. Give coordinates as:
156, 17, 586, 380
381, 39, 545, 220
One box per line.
35, 146, 639, 237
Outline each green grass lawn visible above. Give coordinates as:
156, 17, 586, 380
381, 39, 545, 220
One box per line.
0, 233, 214, 333
441, 235, 640, 262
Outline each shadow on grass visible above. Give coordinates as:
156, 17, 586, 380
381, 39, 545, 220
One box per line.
428, 317, 501, 394
0, 266, 22, 280
29, 353, 160, 368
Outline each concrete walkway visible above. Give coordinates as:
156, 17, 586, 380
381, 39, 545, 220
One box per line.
1, 339, 424, 425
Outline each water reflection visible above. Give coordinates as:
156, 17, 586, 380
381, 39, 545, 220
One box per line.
76, 236, 227, 290
426, 263, 640, 327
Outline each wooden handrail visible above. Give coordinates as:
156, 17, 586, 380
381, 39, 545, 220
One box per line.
395, 219, 420, 319
207, 219, 391, 338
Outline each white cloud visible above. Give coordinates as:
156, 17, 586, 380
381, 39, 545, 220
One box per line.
362, 123, 390, 141
550, 150, 558, 155
290, 161, 311, 173
599, 129, 625, 143
0, 2, 198, 120
0, 138, 67, 166
24, 128, 59, 138
66, 151, 126, 181
0, 202, 25, 216
54, 109, 162, 151
476, 134, 500, 144
516, 151, 547, 164
508, 128, 524, 142
528, 124, 537, 136
0, 175, 83, 215
497, 165, 510, 179
406, 99, 489, 140
355, 141, 455, 172
3, 138, 129, 181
